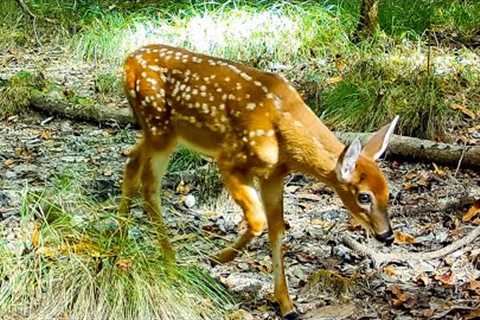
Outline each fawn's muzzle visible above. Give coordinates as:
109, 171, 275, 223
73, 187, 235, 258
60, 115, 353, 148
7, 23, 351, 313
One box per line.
375, 229, 394, 245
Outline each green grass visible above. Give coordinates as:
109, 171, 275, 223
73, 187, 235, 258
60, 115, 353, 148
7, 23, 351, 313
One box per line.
1, 0, 479, 139
0, 179, 234, 320
94, 71, 122, 100
318, 42, 480, 139
380, 0, 480, 40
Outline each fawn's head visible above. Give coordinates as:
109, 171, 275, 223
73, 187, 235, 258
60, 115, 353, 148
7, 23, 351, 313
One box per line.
334, 116, 399, 245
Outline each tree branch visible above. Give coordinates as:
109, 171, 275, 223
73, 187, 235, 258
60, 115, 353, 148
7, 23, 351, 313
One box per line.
342, 225, 480, 268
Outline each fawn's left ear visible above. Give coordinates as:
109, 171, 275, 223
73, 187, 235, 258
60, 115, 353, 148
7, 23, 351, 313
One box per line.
362, 115, 399, 160
337, 137, 362, 183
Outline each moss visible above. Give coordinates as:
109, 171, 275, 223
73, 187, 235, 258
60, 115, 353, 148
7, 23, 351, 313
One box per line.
0, 71, 46, 118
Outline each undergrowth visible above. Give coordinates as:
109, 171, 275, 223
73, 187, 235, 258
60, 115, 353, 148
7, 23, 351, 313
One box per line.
1, 0, 479, 139
0, 176, 233, 320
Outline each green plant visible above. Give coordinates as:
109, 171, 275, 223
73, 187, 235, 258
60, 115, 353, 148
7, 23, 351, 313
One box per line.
0, 182, 234, 320
94, 71, 122, 97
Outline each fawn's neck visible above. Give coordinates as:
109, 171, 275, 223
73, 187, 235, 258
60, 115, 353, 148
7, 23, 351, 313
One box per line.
277, 102, 345, 183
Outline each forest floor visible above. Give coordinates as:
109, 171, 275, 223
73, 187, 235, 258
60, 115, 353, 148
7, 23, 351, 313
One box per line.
1, 111, 479, 319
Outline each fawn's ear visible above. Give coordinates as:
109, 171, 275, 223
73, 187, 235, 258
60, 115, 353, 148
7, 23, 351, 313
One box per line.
337, 137, 362, 183
362, 116, 399, 160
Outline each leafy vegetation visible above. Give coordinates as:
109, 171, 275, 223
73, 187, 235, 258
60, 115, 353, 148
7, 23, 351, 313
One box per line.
1, 1, 479, 138
0, 172, 233, 319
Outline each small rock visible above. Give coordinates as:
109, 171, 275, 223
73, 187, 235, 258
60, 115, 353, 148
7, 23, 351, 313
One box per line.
332, 244, 353, 263
5, 170, 17, 179
184, 194, 196, 208
223, 273, 267, 297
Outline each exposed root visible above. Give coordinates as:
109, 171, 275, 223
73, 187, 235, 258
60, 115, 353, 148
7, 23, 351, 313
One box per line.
342, 224, 480, 268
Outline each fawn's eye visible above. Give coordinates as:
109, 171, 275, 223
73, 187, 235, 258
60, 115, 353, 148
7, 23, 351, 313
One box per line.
358, 192, 372, 205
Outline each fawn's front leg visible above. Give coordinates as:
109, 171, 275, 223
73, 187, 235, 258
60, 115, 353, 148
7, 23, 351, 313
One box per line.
210, 168, 266, 264
260, 167, 297, 319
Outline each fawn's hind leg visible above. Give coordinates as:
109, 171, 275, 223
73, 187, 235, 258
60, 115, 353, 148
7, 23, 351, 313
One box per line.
141, 136, 177, 264
119, 140, 145, 215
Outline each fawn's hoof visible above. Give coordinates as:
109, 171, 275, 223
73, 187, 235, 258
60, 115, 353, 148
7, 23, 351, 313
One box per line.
283, 311, 300, 320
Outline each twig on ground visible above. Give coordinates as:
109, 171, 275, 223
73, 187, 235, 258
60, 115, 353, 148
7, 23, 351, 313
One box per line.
342, 224, 480, 268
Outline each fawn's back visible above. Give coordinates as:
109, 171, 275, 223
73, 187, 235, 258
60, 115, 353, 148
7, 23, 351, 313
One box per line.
123, 44, 328, 173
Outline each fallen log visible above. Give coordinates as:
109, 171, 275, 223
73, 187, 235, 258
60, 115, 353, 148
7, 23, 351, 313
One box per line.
29, 91, 479, 168
336, 132, 479, 168
30, 91, 135, 126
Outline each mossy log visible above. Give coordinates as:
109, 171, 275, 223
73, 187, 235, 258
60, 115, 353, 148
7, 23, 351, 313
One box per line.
30, 91, 135, 126
28, 91, 479, 168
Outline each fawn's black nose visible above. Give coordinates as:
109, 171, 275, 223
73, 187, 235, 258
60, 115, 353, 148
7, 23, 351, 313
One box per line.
375, 230, 394, 246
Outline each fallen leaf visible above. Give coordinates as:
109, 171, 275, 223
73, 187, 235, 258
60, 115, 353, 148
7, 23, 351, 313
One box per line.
463, 200, 480, 222
467, 279, 480, 296
31, 223, 40, 249
176, 180, 190, 194
37, 246, 57, 257
3, 159, 14, 167
394, 231, 416, 244
388, 285, 409, 307
326, 75, 343, 85
416, 273, 431, 286
421, 308, 435, 318
434, 271, 455, 286
311, 218, 334, 229
334, 54, 347, 72
40, 129, 51, 140
402, 181, 416, 191
116, 259, 132, 271
450, 103, 476, 119
383, 264, 397, 276
432, 163, 446, 177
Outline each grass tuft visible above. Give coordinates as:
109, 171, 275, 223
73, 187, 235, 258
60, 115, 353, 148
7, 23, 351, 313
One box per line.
0, 181, 233, 320
319, 42, 480, 140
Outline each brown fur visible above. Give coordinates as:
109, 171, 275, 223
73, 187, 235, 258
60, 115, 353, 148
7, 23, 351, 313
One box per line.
120, 44, 393, 317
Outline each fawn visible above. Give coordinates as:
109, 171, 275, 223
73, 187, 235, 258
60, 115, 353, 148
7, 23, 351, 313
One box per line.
120, 44, 398, 319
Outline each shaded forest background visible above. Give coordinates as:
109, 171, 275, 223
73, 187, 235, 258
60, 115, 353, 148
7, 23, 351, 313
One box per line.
1, 0, 479, 141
